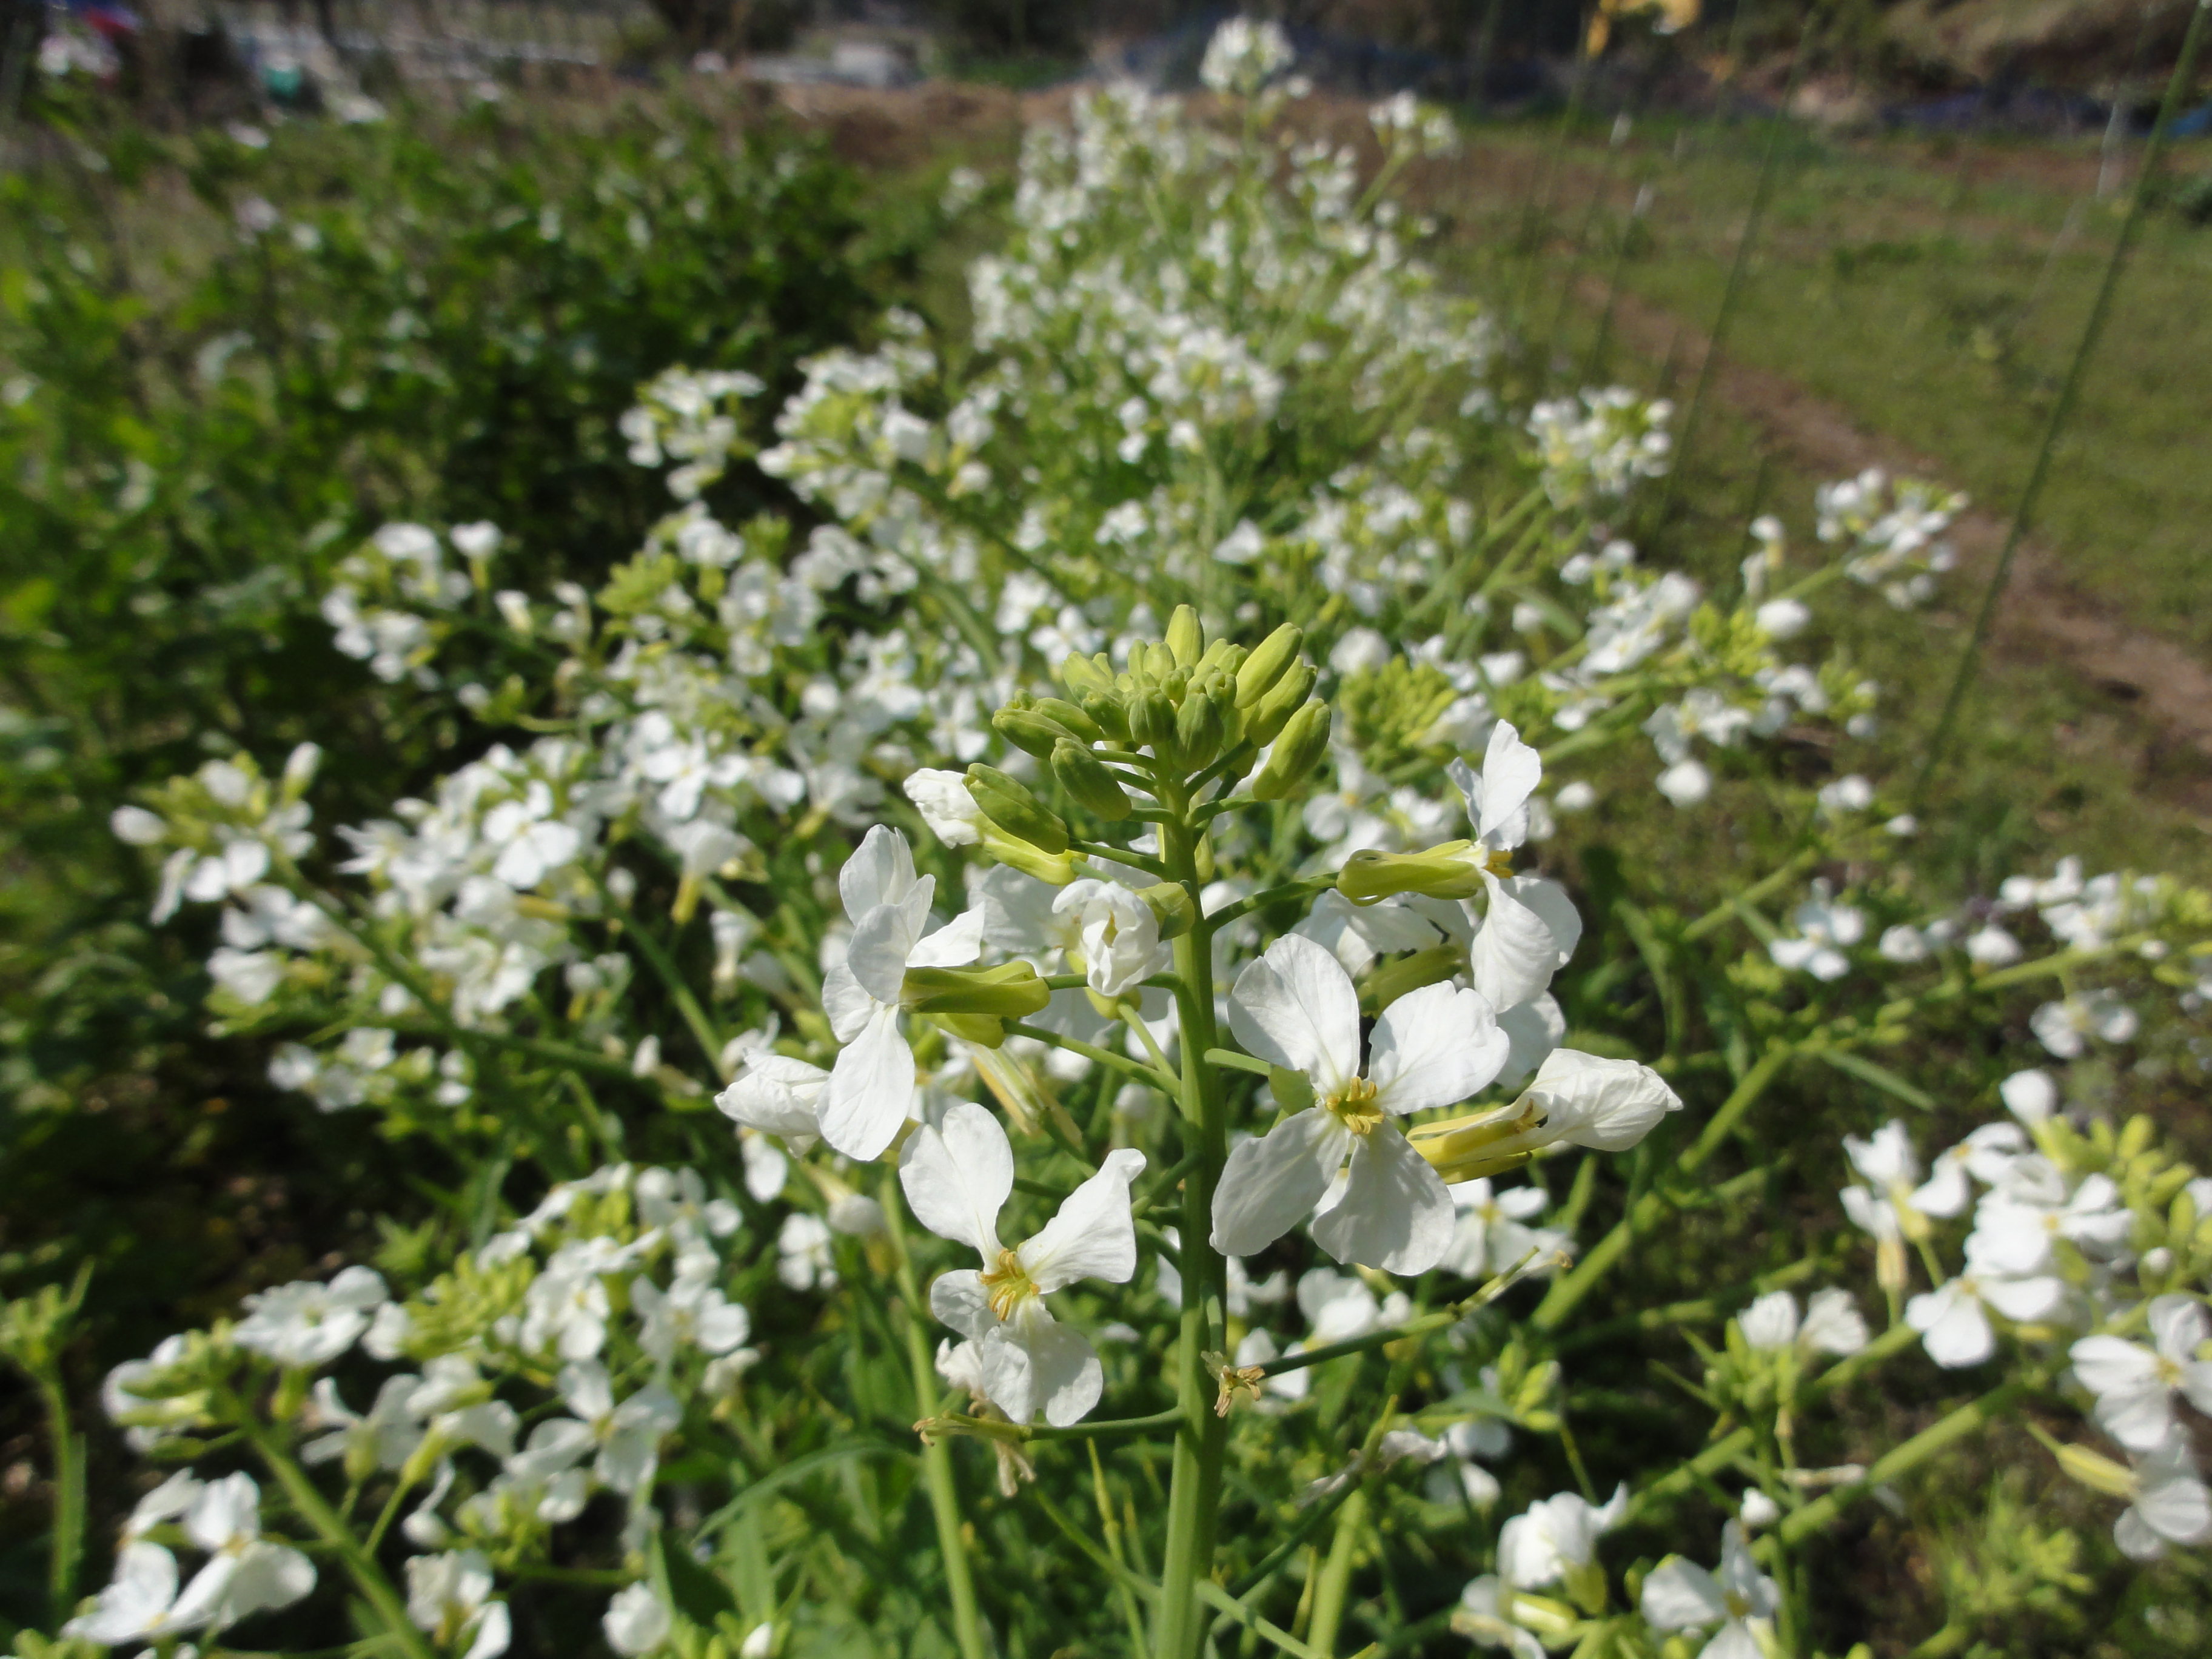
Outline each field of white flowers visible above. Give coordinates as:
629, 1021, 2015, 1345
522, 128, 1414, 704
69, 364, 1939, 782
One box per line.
7, 18, 2212, 1659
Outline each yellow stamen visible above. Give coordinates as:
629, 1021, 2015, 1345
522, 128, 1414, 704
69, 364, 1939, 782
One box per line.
979, 1248, 1037, 1321
1324, 1075, 1384, 1136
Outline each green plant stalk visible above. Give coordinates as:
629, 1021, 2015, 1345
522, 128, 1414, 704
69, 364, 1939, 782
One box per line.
1153, 806, 1232, 1659
882, 1181, 990, 1659
1912, 0, 2211, 806
1778, 1382, 2027, 1543
1304, 1481, 1368, 1658
1532, 1044, 1796, 1331
34, 1364, 85, 1628
234, 1408, 439, 1659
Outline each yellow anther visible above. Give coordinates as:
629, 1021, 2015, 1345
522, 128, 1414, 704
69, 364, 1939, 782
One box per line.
1482, 846, 1514, 879
980, 1249, 1037, 1321
1324, 1076, 1384, 1136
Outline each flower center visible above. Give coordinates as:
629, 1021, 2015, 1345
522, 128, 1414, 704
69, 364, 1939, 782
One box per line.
1481, 846, 1513, 878
1324, 1076, 1384, 1136
980, 1248, 1039, 1320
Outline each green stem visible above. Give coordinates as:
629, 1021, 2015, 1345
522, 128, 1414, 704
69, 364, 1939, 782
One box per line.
1912, 0, 2211, 806
1153, 811, 1231, 1659
1304, 1482, 1367, 1659
234, 1409, 438, 1659
36, 1369, 85, 1628
882, 1179, 990, 1659
1779, 1383, 2026, 1543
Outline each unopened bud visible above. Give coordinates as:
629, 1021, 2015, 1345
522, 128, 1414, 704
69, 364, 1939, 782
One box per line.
1176, 692, 1225, 772
966, 765, 1070, 855
1337, 842, 1485, 903
1078, 688, 1131, 741
2053, 1441, 2137, 1500
1252, 702, 1331, 801
1236, 623, 1304, 708
977, 825, 1085, 886
1128, 688, 1179, 762
1166, 604, 1204, 669
902, 962, 1054, 1019
994, 708, 1081, 759
1053, 740, 1134, 821
1143, 642, 1177, 681
1138, 880, 1196, 941
1061, 651, 1114, 695
1033, 697, 1104, 743
1245, 663, 1316, 746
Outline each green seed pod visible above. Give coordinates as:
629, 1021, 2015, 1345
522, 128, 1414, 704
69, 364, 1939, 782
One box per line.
1033, 697, 1104, 743
1128, 688, 1179, 762
1235, 623, 1305, 708
1144, 642, 1177, 681
1078, 688, 1131, 742
1052, 740, 1133, 821
1246, 663, 1317, 746
1176, 689, 1224, 772
1252, 702, 1332, 801
1062, 652, 1113, 696
1166, 604, 1204, 669
965, 765, 1070, 855
994, 708, 1081, 759
1136, 880, 1196, 941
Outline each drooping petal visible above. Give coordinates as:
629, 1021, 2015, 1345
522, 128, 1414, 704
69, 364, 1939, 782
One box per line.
820, 960, 879, 1045
1022, 1148, 1147, 1292
1310, 1126, 1455, 1274
930, 1270, 994, 1342
1210, 1109, 1353, 1257
1008, 1308, 1105, 1427
716, 1054, 828, 1138
839, 825, 919, 922
1225, 933, 1361, 1090
1520, 1049, 1681, 1151
899, 1102, 1013, 1256
1369, 982, 1508, 1115
818, 1003, 915, 1161
1638, 1558, 1726, 1631
909, 907, 988, 968
1469, 876, 1570, 1013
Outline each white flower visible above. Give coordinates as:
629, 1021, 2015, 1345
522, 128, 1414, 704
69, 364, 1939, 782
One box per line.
1737, 1288, 1868, 1356
406, 1550, 511, 1659
902, 1102, 1145, 1426
1212, 934, 1506, 1273
1905, 1252, 2067, 1367
1656, 759, 1711, 807
904, 768, 984, 846
1999, 1068, 2058, 1125
2070, 1297, 2212, 1453
554, 1359, 680, 1495
2029, 990, 2137, 1059
1438, 1180, 1567, 1280
1970, 1172, 2130, 1274
603, 1583, 674, 1656
632, 1275, 754, 1367
232, 1267, 388, 1367
717, 1053, 828, 1144
1769, 890, 1865, 981
303, 1375, 426, 1473
1053, 878, 1168, 999
2114, 1438, 2212, 1560
777, 1213, 837, 1292
1639, 1521, 1779, 1659
1496, 1486, 1627, 1590
1452, 1576, 1544, 1659
64, 1543, 198, 1645
819, 826, 987, 1159
1448, 723, 1578, 1013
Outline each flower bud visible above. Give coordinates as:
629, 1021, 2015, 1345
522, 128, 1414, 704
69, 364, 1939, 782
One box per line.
1128, 688, 1179, 762
1245, 663, 1316, 745
994, 707, 1082, 760
902, 962, 1054, 1019
1033, 697, 1105, 743
1251, 702, 1330, 800
1078, 688, 1131, 741
1337, 842, 1485, 903
966, 765, 1070, 855
1235, 623, 1304, 707
1143, 642, 1178, 682
1137, 880, 1196, 941
1166, 604, 1204, 669
977, 826, 1085, 886
2053, 1441, 2137, 1500
1061, 651, 1114, 695
1176, 691, 1225, 772
1053, 740, 1134, 821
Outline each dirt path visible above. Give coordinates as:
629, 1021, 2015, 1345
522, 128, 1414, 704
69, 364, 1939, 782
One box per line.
1581, 278, 2212, 812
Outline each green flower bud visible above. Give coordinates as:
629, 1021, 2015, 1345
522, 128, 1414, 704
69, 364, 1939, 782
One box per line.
1143, 642, 1177, 681
1245, 663, 1316, 746
1033, 697, 1105, 743
1251, 702, 1330, 800
994, 707, 1082, 759
902, 961, 1054, 1019
1336, 841, 1489, 903
1209, 677, 1246, 750
977, 826, 1085, 886
1078, 688, 1131, 741
1062, 651, 1114, 695
1176, 691, 1225, 772
1166, 603, 1204, 669
1235, 622, 1305, 707
965, 765, 1070, 855
1137, 880, 1196, 940
1128, 688, 1179, 762
1053, 739, 1133, 821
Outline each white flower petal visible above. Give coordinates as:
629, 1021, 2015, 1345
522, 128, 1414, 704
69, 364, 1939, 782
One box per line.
1210, 1108, 1353, 1257
1226, 934, 1361, 1090
1638, 1558, 1726, 1630
1370, 981, 1508, 1114
1469, 876, 1567, 1013
818, 1003, 915, 1161
909, 907, 988, 969
1309, 1125, 1454, 1274
1022, 1149, 1147, 1291
840, 825, 919, 922
899, 1102, 1013, 1256
930, 1270, 994, 1343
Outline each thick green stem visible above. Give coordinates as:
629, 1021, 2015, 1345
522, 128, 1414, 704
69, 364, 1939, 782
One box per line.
1304, 1483, 1367, 1659
883, 1182, 990, 1659
36, 1370, 85, 1628
1153, 812, 1231, 1659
